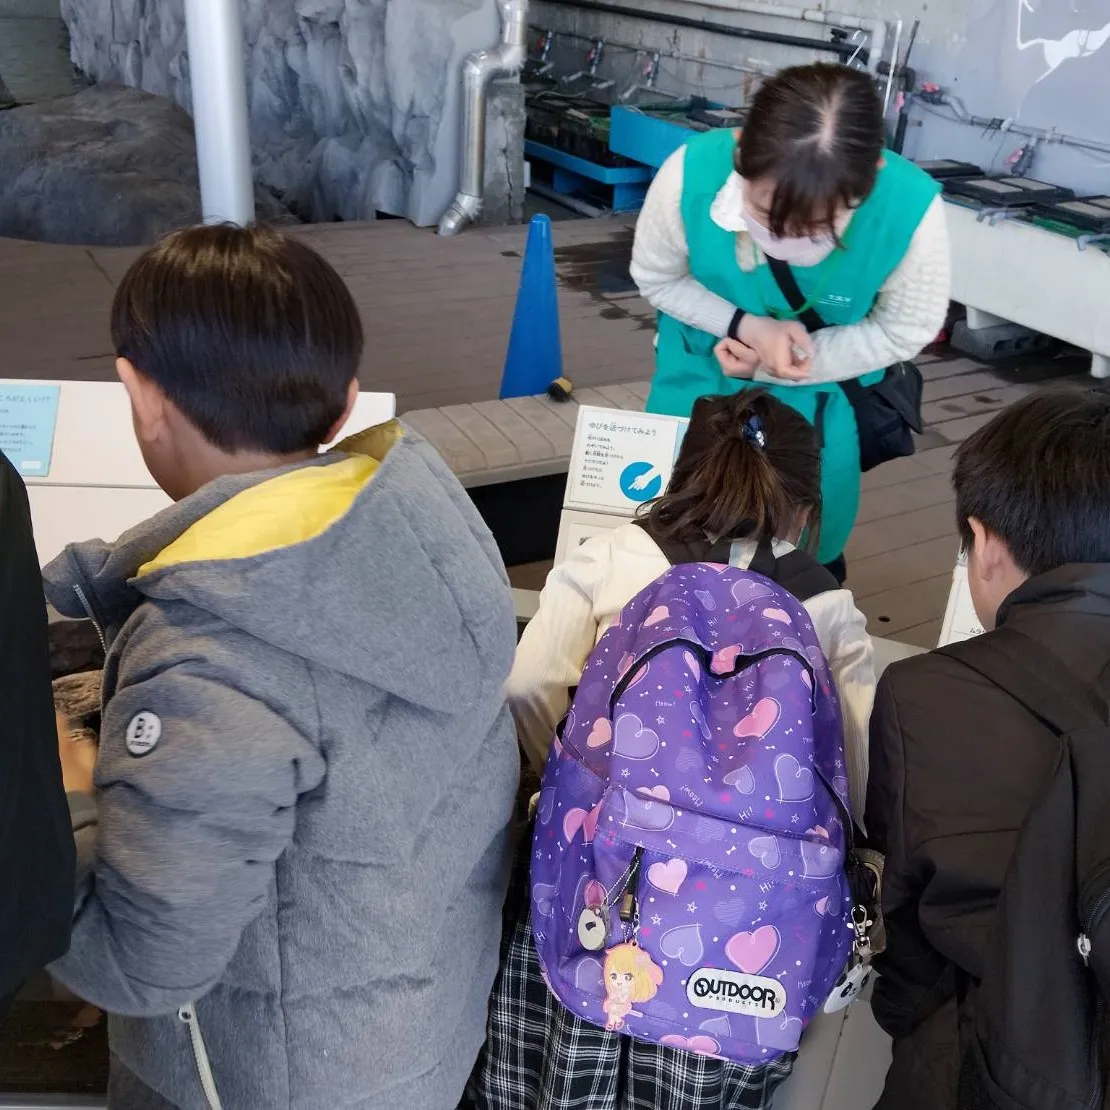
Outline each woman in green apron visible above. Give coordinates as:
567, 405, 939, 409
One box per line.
631, 63, 951, 577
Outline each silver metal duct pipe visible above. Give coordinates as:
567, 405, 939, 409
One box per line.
184, 0, 255, 225
438, 0, 529, 236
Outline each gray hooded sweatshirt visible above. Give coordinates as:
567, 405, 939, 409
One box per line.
43, 424, 520, 1109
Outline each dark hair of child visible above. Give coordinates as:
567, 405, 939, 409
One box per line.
111, 223, 364, 456
736, 62, 884, 240
954, 385, 1110, 576
643, 390, 822, 550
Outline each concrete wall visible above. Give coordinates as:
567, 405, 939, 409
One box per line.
62, 0, 526, 227
535, 0, 1110, 193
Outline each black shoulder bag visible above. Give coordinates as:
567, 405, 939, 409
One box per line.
765, 257, 925, 473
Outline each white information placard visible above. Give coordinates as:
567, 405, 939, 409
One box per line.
556, 406, 689, 565
565, 407, 688, 516
938, 550, 985, 646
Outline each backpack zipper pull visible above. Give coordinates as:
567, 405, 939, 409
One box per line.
619, 848, 644, 928
1078, 933, 1092, 967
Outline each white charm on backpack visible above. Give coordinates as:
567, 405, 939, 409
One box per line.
823, 959, 874, 1014
578, 907, 608, 952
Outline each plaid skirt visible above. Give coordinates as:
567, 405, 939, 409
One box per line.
462, 831, 794, 1110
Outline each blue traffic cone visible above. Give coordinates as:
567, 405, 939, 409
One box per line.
500, 214, 564, 400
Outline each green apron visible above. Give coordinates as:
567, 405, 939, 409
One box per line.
646, 128, 940, 563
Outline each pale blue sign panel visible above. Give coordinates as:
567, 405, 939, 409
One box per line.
0, 384, 61, 478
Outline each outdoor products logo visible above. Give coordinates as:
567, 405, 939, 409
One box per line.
686, 968, 787, 1017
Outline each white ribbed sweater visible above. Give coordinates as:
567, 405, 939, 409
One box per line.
630, 148, 952, 385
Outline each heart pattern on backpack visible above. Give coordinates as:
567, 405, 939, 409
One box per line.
661, 1034, 720, 1056
774, 753, 815, 802
647, 858, 687, 895
586, 719, 612, 749
723, 764, 756, 794
537, 788, 556, 824
699, 1015, 732, 1038
563, 803, 601, 844
659, 923, 705, 966
801, 837, 840, 878
711, 644, 744, 675
748, 835, 781, 870
621, 794, 675, 832
613, 713, 660, 759
734, 697, 780, 739
725, 925, 780, 975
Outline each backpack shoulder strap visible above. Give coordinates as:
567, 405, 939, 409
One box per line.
748, 537, 839, 603
632, 518, 733, 566
938, 626, 1107, 736
771, 550, 841, 603
635, 520, 837, 601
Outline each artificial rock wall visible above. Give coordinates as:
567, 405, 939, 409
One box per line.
61, 0, 526, 227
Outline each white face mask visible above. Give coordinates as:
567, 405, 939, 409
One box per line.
744, 217, 837, 267
741, 182, 851, 268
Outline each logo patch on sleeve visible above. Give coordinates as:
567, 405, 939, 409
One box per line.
125, 712, 162, 757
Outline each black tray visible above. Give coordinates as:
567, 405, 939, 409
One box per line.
1031, 195, 1110, 234
688, 104, 747, 130
944, 175, 1075, 207
915, 159, 983, 180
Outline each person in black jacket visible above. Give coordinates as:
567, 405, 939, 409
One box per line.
0, 450, 75, 1016
865, 385, 1110, 1109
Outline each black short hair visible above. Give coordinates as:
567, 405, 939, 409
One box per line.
737, 63, 883, 239
111, 224, 363, 454
953, 386, 1110, 576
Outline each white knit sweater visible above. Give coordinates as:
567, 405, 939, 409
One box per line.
509, 524, 877, 825
630, 148, 952, 385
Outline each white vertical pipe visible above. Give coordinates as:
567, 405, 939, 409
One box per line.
184, 0, 255, 226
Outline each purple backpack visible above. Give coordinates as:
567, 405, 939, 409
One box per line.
530, 541, 855, 1065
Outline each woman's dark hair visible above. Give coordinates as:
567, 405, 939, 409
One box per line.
112, 224, 364, 455
737, 63, 884, 239
954, 386, 1110, 576
644, 390, 822, 549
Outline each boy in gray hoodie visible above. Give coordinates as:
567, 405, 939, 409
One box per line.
48, 225, 520, 1109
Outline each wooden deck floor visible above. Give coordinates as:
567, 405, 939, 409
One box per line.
0, 216, 650, 413
0, 217, 1092, 648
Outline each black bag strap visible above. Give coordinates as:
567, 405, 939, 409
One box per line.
938, 626, 1108, 737
765, 257, 829, 335
765, 258, 873, 410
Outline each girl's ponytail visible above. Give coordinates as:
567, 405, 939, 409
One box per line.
644, 390, 822, 550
